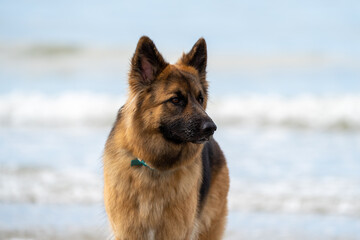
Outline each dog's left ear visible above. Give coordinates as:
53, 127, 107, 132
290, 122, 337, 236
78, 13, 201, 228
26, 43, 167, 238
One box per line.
181, 38, 207, 76
129, 36, 168, 91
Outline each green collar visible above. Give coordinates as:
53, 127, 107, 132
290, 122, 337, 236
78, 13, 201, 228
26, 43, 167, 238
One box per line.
131, 158, 154, 170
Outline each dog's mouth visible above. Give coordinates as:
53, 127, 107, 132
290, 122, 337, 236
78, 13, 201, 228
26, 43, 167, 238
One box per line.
191, 136, 211, 144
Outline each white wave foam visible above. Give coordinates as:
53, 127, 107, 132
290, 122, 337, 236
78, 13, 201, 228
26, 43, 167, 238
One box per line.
229, 179, 360, 216
0, 167, 102, 204
0, 92, 125, 127
209, 95, 360, 130
1, 92, 359, 130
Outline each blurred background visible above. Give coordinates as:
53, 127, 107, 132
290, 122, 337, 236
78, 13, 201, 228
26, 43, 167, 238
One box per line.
1, 0, 360, 239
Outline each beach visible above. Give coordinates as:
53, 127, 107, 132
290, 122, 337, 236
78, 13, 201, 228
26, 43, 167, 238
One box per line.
1, 0, 360, 239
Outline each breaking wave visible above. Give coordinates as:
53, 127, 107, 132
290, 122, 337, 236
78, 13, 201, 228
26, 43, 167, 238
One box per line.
229, 179, 360, 216
0, 167, 102, 204
209, 95, 360, 130
0, 92, 359, 130
0, 92, 125, 127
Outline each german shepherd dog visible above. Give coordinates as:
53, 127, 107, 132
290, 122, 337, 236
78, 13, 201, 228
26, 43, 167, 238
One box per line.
104, 36, 229, 240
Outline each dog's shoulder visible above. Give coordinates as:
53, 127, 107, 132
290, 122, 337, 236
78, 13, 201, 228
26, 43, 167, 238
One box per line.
199, 137, 226, 208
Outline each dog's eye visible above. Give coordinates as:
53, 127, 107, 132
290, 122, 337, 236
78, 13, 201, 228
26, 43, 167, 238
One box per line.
171, 97, 180, 105
198, 95, 204, 104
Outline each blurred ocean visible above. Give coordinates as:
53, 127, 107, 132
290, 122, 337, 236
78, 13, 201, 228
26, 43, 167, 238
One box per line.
1, 0, 360, 239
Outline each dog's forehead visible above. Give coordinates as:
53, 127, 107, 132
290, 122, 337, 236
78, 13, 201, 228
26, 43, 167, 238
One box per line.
160, 65, 202, 93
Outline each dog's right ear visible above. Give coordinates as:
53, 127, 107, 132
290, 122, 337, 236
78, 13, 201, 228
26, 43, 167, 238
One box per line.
129, 36, 168, 91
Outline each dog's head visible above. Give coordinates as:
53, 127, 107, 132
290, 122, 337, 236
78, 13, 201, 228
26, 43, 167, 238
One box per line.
128, 36, 216, 144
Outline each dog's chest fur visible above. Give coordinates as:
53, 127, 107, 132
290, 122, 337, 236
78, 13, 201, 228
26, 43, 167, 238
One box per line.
135, 173, 200, 239
132, 160, 201, 221
104, 151, 202, 239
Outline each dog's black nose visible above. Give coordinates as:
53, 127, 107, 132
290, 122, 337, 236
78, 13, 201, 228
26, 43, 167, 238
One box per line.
201, 121, 217, 135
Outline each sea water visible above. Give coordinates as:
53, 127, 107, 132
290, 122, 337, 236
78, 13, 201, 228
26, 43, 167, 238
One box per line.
1, 125, 360, 239
1, 0, 360, 239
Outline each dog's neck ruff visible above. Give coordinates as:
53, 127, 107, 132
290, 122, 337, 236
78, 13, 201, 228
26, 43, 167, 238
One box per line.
131, 158, 154, 170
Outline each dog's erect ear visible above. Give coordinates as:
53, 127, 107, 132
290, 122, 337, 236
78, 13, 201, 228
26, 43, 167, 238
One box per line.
181, 38, 207, 76
129, 36, 168, 90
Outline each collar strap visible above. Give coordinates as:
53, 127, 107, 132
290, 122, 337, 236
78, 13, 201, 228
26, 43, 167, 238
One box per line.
131, 158, 154, 170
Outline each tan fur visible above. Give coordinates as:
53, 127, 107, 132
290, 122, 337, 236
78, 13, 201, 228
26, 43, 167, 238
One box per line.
103, 36, 229, 240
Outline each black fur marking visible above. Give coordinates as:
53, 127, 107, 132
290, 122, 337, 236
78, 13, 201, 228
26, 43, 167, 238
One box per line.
159, 119, 187, 144
199, 138, 225, 211
200, 140, 212, 206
